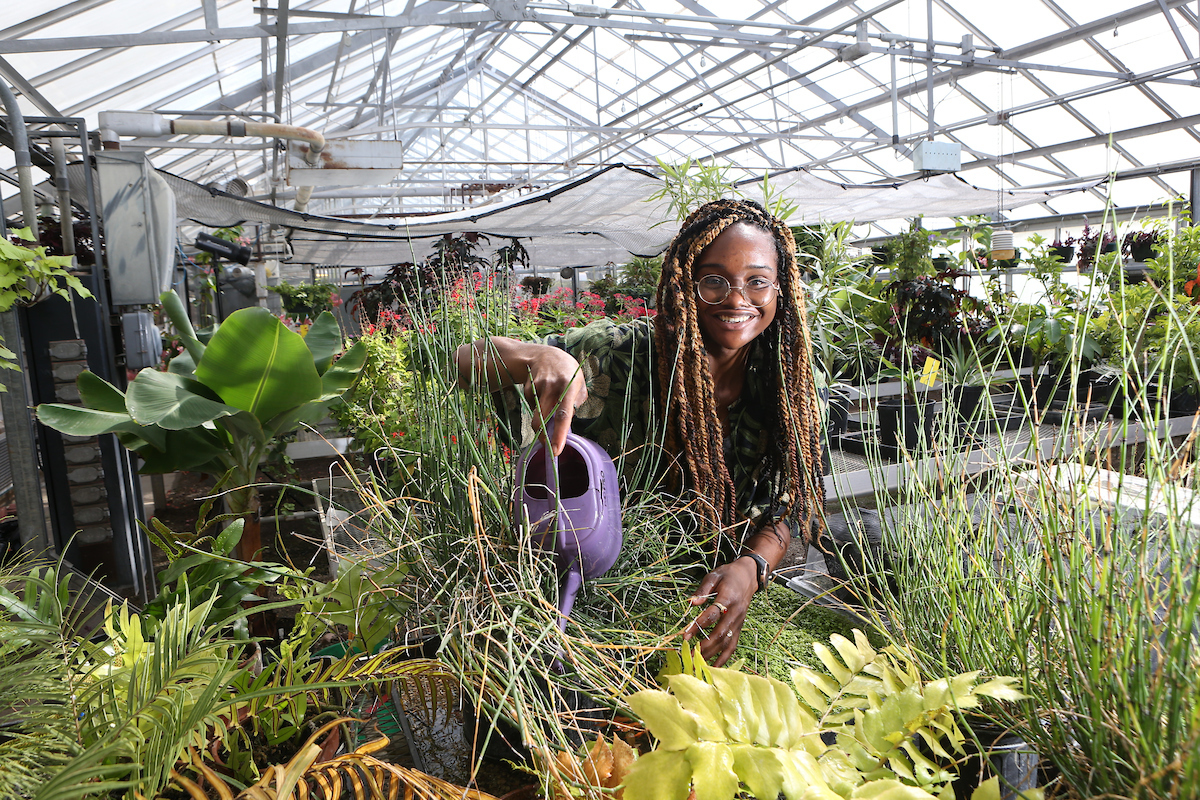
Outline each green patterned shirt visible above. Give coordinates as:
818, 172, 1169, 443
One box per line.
498, 317, 790, 528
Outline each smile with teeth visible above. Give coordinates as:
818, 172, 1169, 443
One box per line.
714, 312, 756, 323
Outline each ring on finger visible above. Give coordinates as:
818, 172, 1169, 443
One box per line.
726, 631, 733, 638
712, 601, 728, 615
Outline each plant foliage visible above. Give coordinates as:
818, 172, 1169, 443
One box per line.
624, 636, 1029, 800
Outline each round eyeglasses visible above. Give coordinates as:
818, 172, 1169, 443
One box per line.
694, 275, 780, 307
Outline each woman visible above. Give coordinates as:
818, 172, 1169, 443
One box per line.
456, 198, 825, 666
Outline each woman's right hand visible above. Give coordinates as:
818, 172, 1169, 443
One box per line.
456, 337, 588, 456
523, 344, 588, 455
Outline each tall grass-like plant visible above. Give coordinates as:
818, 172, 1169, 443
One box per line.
840, 204, 1200, 797
334, 258, 871, 798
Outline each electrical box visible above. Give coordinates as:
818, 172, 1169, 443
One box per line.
94, 151, 177, 306
911, 141, 962, 173
120, 310, 163, 370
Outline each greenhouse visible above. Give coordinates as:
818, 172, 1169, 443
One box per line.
1, 0, 1199, 797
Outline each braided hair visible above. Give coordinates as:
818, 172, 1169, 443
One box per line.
654, 198, 825, 550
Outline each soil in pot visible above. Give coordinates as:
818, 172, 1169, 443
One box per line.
876, 398, 934, 450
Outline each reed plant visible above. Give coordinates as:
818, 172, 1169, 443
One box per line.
840, 216, 1200, 797
335, 260, 869, 795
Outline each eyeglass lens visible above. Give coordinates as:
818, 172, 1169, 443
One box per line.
695, 275, 777, 307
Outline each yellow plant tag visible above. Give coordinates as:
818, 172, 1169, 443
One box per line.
918, 356, 941, 386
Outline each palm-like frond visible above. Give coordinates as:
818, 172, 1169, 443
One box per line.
0, 557, 249, 800
172, 719, 500, 800
0, 559, 106, 797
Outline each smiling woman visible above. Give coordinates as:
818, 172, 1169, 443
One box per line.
454, 198, 825, 666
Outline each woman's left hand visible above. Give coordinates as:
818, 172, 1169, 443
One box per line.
682, 557, 758, 666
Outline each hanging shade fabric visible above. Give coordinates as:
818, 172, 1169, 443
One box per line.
116, 164, 1099, 268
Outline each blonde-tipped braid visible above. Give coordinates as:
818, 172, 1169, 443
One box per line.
655, 199, 825, 552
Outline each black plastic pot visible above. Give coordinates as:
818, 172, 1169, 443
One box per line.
826, 387, 852, 436
1016, 370, 1065, 410
876, 398, 933, 450
1129, 241, 1157, 262
1075, 369, 1119, 406
954, 722, 1039, 800
1049, 245, 1074, 264
946, 384, 988, 421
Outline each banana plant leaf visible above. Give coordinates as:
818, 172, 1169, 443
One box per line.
304, 311, 342, 375
37, 290, 366, 493
35, 404, 133, 437
133, 429, 227, 474
318, 340, 367, 401
78, 370, 128, 413
127, 369, 237, 430
194, 307, 323, 424
160, 288, 205, 364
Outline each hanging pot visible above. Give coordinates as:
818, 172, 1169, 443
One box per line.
1130, 240, 1157, 262
1049, 245, 1074, 264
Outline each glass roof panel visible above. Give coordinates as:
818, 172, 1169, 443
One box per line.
1, 0, 1196, 225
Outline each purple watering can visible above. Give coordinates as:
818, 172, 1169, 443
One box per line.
516, 425, 623, 632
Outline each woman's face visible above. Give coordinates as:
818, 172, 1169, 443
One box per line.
692, 221, 779, 357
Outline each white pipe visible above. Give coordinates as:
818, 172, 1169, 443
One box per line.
98, 111, 325, 212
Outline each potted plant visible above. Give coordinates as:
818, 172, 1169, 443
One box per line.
875, 346, 936, 451
267, 279, 342, 323
1147, 211, 1200, 297
0, 225, 93, 389
35, 290, 367, 559
1050, 233, 1076, 265
940, 338, 999, 421
1122, 229, 1163, 263
884, 219, 935, 280
1076, 224, 1117, 270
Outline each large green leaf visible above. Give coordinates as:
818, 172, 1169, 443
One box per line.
194, 307, 323, 423
126, 369, 238, 430
36, 403, 131, 436
218, 410, 266, 446
621, 750, 693, 800
317, 340, 366, 400
77, 371, 128, 414
167, 349, 197, 378
263, 402, 328, 440
627, 691, 699, 750
135, 429, 228, 474
686, 742, 738, 800
304, 311, 342, 375
160, 290, 205, 364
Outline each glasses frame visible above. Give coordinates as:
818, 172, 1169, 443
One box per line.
693, 275, 781, 308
